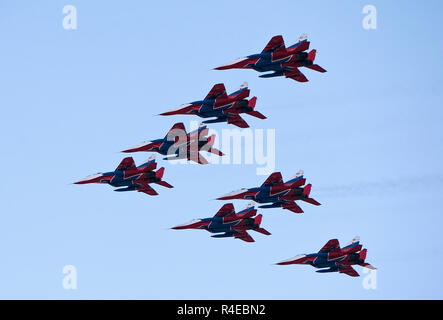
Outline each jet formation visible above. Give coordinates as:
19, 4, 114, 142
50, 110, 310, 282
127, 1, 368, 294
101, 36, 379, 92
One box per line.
172, 202, 271, 243
217, 170, 320, 214
215, 34, 326, 82
276, 236, 376, 277
160, 82, 266, 128
122, 122, 223, 165
74, 156, 173, 196
74, 33, 373, 277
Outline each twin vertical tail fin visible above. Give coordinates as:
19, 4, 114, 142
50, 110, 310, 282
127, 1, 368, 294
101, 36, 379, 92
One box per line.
207, 134, 216, 147
253, 214, 262, 226
206, 134, 224, 156
246, 97, 267, 119
301, 184, 321, 206
359, 248, 376, 270
306, 49, 327, 73
154, 167, 174, 188
359, 249, 367, 261
155, 167, 164, 179
248, 96, 257, 109
252, 214, 271, 235
302, 184, 312, 197
307, 49, 316, 62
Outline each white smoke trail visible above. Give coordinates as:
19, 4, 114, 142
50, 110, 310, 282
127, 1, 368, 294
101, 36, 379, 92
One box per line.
315, 174, 443, 198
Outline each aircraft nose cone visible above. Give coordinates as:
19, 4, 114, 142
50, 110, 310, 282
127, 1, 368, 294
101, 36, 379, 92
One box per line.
171, 219, 202, 230
73, 179, 93, 185
122, 142, 155, 153
122, 147, 140, 153
275, 254, 307, 266
171, 224, 189, 230
275, 260, 293, 266
73, 173, 104, 184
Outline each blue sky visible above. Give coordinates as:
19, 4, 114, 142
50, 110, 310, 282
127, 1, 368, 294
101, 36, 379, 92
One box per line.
0, 0, 442, 299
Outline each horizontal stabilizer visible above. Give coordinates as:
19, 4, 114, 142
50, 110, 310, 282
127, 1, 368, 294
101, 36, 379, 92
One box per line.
306, 64, 327, 73
281, 201, 304, 214
136, 184, 158, 196
284, 69, 308, 82
227, 114, 249, 128
254, 227, 271, 236
301, 197, 321, 206
233, 231, 255, 242
247, 110, 267, 119
155, 180, 173, 189
188, 153, 208, 165
338, 266, 360, 277
204, 135, 225, 156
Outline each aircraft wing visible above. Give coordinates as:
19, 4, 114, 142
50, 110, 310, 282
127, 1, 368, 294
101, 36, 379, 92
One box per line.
227, 114, 249, 128
262, 35, 285, 53
234, 230, 255, 242
205, 83, 227, 100
214, 203, 235, 217
135, 183, 158, 196
284, 68, 308, 82
319, 239, 340, 253
338, 265, 360, 277
281, 201, 303, 214
116, 157, 136, 171
261, 172, 283, 186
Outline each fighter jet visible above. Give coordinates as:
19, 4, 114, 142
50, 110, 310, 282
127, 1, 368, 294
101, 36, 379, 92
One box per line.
217, 171, 320, 214
159, 82, 266, 128
215, 34, 326, 82
74, 155, 173, 195
276, 236, 376, 277
122, 123, 223, 165
172, 202, 271, 242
